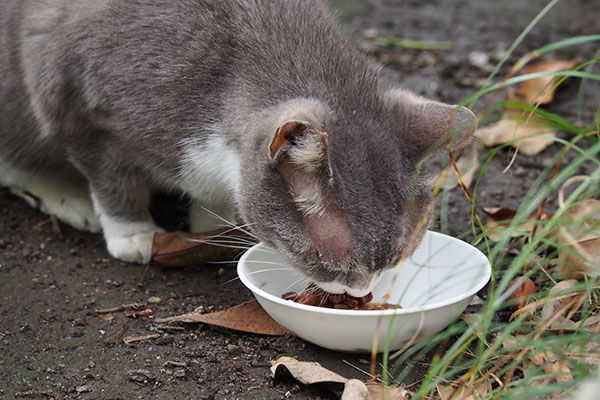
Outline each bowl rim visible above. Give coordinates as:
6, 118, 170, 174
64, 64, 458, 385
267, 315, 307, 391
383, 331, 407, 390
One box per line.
237, 231, 491, 316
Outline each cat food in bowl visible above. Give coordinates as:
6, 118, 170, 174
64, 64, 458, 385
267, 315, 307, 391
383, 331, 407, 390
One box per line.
237, 230, 491, 353
282, 283, 400, 310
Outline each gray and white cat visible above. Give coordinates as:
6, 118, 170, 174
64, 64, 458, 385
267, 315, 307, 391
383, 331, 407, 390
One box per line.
0, 0, 476, 297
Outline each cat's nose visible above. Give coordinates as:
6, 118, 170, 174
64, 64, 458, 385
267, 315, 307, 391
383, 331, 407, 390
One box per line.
303, 210, 353, 262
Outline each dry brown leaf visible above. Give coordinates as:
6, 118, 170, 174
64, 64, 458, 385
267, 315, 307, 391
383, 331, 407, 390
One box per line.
366, 383, 412, 400
271, 356, 347, 388
156, 299, 291, 336
540, 280, 580, 327
436, 380, 492, 400
508, 277, 537, 312
556, 199, 600, 279
482, 207, 551, 241
270, 357, 412, 400
546, 314, 600, 334
341, 379, 370, 399
150, 228, 253, 268
520, 58, 579, 105
476, 116, 556, 156
440, 142, 481, 190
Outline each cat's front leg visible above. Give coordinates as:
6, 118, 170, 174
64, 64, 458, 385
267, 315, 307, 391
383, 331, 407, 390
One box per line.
87, 171, 162, 264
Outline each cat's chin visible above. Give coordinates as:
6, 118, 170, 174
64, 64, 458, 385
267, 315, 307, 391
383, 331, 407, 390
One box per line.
313, 272, 382, 298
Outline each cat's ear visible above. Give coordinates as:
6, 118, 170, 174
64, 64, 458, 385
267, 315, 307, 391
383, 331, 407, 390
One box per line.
385, 89, 478, 158
269, 120, 332, 217
268, 120, 330, 173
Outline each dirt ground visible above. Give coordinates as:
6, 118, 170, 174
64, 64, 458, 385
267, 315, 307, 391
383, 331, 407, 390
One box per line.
1, 1, 598, 399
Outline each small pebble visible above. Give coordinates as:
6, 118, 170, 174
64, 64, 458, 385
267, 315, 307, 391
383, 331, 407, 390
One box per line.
72, 329, 84, 337
128, 369, 152, 384
226, 344, 239, 354
76, 385, 92, 393
147, 296, 161, 304
468, 51, 491, 70
173, 368, 186, 378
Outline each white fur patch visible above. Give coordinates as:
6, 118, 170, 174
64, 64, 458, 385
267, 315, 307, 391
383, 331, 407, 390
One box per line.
0, 156, 101, 232
96, 209, 162, 264
315, 272, 382, 298
177, 134, 241, 207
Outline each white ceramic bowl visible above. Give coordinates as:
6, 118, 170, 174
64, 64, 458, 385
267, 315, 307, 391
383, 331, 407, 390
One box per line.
237, 231, 491, 353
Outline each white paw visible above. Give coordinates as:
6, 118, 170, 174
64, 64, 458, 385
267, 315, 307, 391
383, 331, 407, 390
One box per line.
100, 217, 163, 264
106, 230, 158, 263
42, 191, 101, 233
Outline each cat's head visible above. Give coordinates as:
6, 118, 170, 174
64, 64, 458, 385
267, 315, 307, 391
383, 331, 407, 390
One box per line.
238, 91, 476, 297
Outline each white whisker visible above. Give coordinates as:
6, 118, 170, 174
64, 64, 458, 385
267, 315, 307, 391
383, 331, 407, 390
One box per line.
197, 205, 258, 239
282, 275, 308, 293
186, 240, 252, 250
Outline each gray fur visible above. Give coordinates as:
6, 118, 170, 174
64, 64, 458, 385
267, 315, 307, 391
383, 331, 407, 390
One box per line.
0, 0, 476, 293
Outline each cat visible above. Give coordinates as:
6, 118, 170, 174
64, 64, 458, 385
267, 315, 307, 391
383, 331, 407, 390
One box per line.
0, 0, 476, 297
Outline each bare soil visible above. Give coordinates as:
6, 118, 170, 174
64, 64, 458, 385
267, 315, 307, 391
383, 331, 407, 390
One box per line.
1, 0, 598, 399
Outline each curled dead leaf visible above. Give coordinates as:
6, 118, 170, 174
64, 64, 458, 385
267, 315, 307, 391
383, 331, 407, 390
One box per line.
270, 357, 412, 400
520, 58, 579, 105
366, 383, 412, 400
156, 300, 291, 336
508, 277, 537, 311
482, 207, 551, 242
476, 116, 556, 156
540, 280, 582, 330
556, 199, 600, 279
436, 380, 492, 400
150, 228, 253, 268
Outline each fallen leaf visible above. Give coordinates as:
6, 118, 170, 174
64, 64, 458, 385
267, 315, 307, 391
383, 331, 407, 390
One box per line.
436, 380, 492, 400
556, 199, 600, 279
540, 280, 580, 327
366, 383, 412, 400
270, 357, 412, 400
508, 277, 537, 311
476, 116, 556, 156
440, 143, 481, 190
150, 228, 253, 268
342, 379, 370, 399
271, 356, 348, 392
520, 58, 579, 105
529, 351, 574, 383
156, 299, 291, 336
482, 207, 551, 241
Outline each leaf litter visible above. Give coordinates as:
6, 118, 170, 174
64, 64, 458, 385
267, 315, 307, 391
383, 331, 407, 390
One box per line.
156, 299, 290, 336
270, 356, 412, 400
474, 57, 581, 158
448, 58, 580, 189
519, 58, 580, 105
150, 227, 254, 268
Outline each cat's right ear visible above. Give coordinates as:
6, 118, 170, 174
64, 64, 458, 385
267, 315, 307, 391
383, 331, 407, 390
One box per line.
384, 89, 478, 159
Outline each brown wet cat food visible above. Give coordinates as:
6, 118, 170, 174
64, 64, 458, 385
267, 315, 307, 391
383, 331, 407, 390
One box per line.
282, 283, 401, 310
